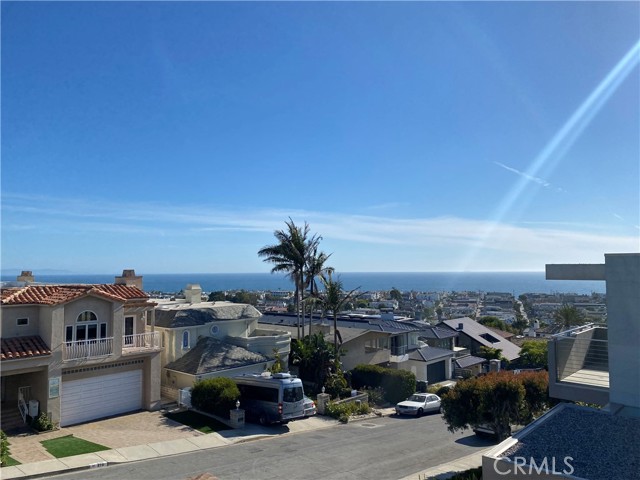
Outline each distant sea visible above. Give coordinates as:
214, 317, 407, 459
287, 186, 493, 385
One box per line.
1, 272, 606, 296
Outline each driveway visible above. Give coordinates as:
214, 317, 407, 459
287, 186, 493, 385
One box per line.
6, 410, 204, 464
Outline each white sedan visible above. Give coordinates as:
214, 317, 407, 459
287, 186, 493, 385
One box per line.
395, 393, 441, 417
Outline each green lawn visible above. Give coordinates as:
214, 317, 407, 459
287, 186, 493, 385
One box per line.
164, 410, 230, 434
3, 456, 21, 467
40, 435, 110, 458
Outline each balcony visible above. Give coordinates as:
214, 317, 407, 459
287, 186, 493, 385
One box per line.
548, 323, 609, 405
64, 338, 114, 361
122, 331, 161, 353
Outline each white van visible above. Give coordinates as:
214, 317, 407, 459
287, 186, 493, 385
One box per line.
234, 372, 305, 425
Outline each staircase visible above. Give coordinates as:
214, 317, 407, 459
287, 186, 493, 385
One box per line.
0, 404, 28, 432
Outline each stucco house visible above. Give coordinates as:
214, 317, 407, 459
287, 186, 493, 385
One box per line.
154, 285, 291, 394
1, 278, 161, 429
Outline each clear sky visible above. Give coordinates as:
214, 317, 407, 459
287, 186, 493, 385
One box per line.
2, 1, 639, 274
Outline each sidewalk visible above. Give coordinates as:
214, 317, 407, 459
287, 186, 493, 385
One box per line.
1, 407, 486, 480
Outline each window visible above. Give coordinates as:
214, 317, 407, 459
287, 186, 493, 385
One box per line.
16, 318, 29, 326
182, 331, 190, 349
77, 311, 97, 322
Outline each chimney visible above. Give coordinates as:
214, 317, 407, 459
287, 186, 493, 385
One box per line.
17, 271, 34, 283
115, 269, 143, 290
457, 322, 464, 331
184, 284, 202, 304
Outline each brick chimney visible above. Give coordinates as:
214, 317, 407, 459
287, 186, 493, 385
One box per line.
17, 270, 34, 283
115, 269, 143, 290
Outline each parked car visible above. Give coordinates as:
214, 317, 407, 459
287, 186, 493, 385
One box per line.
303, 395, 317, 417
473, 423, 512, 440
395, 393, 441, 417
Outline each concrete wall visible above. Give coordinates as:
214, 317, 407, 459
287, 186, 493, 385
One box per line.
604, 253, 640, 410
341, 331, 391, 371
1, 306, 40, 337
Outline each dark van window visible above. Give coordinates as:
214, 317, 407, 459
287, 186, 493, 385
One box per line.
283, 386, 303, 403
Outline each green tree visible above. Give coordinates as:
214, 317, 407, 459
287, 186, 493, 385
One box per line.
258, 219, 321, 338
441, 370, 550, 441
208, 291, 227, 302
318, 272, 360, 360
389, 288, 402, 302
289, 332, 339, 391
518, 341, 548, 369
478, 316, 515, 333
554, 304, 585, 329
478, 346, 504, 361
303, 245, 333, 337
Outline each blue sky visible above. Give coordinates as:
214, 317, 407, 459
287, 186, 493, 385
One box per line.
2, 1, 639, 274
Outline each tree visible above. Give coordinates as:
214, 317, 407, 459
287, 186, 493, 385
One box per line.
258, 218, 321, 338
389, 288, 402, 302
554, 304, 585, 329
289, 332, 338, 391
441, 370, 550, 441
318, 272, 360, 360
478, 346, 504, 361
518, 341, 548, 369
303, 245, 333, 338
478, 316, 515, 334
208, 291, 226, 302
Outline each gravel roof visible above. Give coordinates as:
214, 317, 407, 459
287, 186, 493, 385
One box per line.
502, 404, 640, 480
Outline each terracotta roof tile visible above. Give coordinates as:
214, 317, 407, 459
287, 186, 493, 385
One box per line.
1, 335, 51, 361
1, 284, 149, 306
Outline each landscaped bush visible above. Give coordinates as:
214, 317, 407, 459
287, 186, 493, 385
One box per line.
1, 430, 9, 467
191, 377, 240, 419
364, 386, 386, 407
325, 401, 370, 419
324, 372, 348, 399
350, 365, 416, 404
448, 466, 482, 480
31, 412, 55, 432
435, 385, 451, 398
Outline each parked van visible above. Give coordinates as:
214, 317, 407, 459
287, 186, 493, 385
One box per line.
233, 372, 305, 425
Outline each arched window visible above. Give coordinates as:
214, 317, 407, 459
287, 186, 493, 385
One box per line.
182, 331, 190, 349
76, 311, 97, 322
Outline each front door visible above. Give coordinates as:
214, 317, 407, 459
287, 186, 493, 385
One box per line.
124, 316, 135, 346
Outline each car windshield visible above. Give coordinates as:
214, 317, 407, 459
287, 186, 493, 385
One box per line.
409, 394, 426, 402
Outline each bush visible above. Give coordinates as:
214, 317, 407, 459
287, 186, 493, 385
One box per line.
365, 386, 386, 407
324, 373, 348, 399
191, 377, 240, 419
1, 430, 9, 467
31, 412, 55, 432
350, 365, 416, 404
324, 401, 370, 419
435, 385, 451, 398
448, 466, 482, 480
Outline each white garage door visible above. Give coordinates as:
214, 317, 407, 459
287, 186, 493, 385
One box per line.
61, 369, 143, 426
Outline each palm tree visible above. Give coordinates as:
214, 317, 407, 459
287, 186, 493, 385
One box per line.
318, 272, 360, 361
303, 246, 333, 337
554, 304, 585, 329
258, 219, 321, 338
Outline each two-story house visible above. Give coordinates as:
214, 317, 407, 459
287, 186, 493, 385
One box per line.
1, 280, 161, 429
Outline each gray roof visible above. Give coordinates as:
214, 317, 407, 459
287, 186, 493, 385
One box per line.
409, 345, 455, 362
156, 303, 261, 328
417, 325, 459, 340
455, 355, 487, 369
502, 404, 640, 480
165, 337, 269, 375
441, 317, 521, 361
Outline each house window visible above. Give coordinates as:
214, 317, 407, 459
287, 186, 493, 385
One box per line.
67, 311, 101, 342
17, 318, 29, 326
182, 331, 190, 349
77, 311, 98, 322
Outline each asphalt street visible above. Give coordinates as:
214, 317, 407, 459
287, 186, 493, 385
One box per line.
44, 413, 494, 480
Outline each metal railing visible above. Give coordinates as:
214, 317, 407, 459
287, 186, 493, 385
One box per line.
122, 331, 161, 351
552, 324, 608, 386
64, 338, 114, 361
18, 386, 31, 424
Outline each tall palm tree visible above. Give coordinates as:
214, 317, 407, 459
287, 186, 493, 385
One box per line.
554, 304, 585, 329
319, 272, 360, 361
303, 246, 333, 337
258, 218, 320, 338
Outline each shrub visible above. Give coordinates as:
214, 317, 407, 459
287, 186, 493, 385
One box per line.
365, 386, 386, 407
1, 430, 9, 467
191, 377, 240, 419
435, 385, 451, 398
324, 401, 370, 419
350, 365, 416, 404
31, 412, 55, 432
324, 373, 348, 399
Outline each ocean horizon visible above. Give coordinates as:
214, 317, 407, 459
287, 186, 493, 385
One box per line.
1, 271, 606, 296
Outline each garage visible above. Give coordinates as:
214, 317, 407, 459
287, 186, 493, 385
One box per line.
61, 369, 143, 426
427, 360, 447, 384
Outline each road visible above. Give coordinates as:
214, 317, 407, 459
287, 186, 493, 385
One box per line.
45, 414, 494, 480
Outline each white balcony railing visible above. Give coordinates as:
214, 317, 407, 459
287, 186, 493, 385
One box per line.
64, 338, 114, 361
122, 331, 161, 351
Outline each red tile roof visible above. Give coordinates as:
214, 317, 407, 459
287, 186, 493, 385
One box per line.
1, 336, 51, 361
1, 284, 149, 306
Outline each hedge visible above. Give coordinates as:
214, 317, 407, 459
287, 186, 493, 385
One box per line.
350, 365, 416, 404
191, 377, 240, 419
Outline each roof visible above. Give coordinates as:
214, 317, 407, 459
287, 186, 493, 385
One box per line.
155, 303, 261, 328
441, 317, 521, 361
165, 337, 269, 375
455, 355, 487, 369
1, 284, 149, 306
1, 336, 51, 361
501, 404, 640, 480
417, 325, 459, 340
409, 345, 455, 362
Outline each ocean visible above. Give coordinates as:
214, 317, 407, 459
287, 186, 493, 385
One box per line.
1, 272, 606, 296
